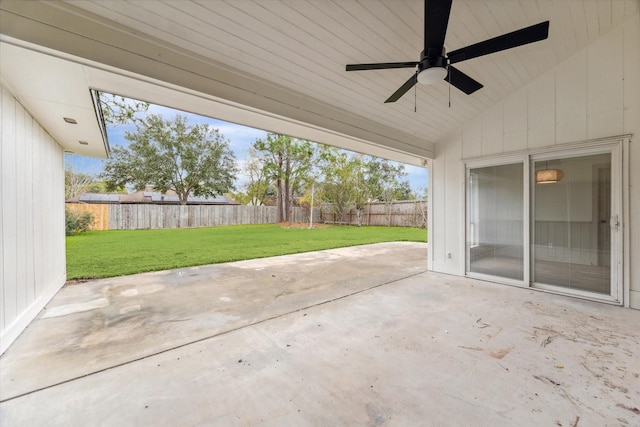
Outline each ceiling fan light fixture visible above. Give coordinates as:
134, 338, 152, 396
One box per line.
417, 66, 447, 85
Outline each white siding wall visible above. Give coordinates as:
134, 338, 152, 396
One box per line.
432, 132, 465, 275
1, 83, 66, 354
431, 13, 640, 308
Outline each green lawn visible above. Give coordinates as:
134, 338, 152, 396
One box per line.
66, 224, 427, 279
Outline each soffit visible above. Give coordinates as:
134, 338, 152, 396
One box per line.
0, 42, 108, 157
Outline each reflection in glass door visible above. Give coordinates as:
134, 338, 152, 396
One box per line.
467, 163, 524, 281
531, 153, 611, 295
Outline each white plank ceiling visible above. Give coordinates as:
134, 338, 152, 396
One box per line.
4, 0, 639, 158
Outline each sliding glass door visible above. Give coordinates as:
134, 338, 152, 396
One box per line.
467, 163, 524, 282
531, 153, 613, 296
466, 143, 621, 303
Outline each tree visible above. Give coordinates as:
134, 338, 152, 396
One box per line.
364, 157, 411, 201
99, 92, 149, 125
101, 114, 238, 205
253, 134, 314, 222
361, 156, 412, 225
412, 186, 428, 201
298, 149, 323, 228
411, 187, 428, 228
318, 149, 368, 225
229, 151, 275, 206
242, 148, 271, 205
318, 151, 414, 226
65, 166, 96, 199
85, 179, 127, 194
282, 140, 315, 222
65, 166, 126, 199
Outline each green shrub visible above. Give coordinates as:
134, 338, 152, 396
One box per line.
65, 208, 94, 235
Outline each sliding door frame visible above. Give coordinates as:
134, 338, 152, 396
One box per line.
529, 144, 622, 303
465, 154, 528, 288
463, 136, 627, 305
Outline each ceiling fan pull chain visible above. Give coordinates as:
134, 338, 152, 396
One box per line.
414, 71, 418, 112
448, 69, 451, 108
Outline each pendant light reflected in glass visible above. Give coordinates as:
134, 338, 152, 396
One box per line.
536, 160, 564, 184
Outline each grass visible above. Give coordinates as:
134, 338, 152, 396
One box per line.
66, 224, 427, 279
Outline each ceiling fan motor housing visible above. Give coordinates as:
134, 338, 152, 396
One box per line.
419, 50, 447, 72
417, 50, 448, 84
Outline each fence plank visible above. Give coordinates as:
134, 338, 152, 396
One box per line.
66, 203, 109, 230
321, 200, 427, 228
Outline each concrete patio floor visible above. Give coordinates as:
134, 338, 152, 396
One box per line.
1, 242, 639, 426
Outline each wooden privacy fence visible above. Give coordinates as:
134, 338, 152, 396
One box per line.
66, 203, 110, 230
66, 201, 426, 230
321, 199, 428, 228
66, 203, 320, 230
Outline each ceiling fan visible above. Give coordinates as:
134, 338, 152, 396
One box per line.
346, 0, 549, 103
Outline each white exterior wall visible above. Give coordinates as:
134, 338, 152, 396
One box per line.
1, 83, 66, 353
430, 14, 640, 308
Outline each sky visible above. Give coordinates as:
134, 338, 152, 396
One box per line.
65, 102, 429, 194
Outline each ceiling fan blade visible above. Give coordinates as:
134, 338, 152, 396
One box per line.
447, 66, 483, 95
346, 62, 418, 71
424, 0, 453, 53
448, 21, 550, 64
385, 73, 418, 103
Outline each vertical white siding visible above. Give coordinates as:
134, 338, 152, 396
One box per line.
0, 83, 6, 335
431, 13, 640, 308
527, 72, 556, 149
587, 26, 625, 140
462, 118, 482, 159
1, 85, 18, 331
431, 131, 465, 274
1, 84, 66, 354
556, 50, 588, 144
623, 14, 640, 308
502, 89, 528, 152
430, 140, 448, 272
482, 104, 503, 156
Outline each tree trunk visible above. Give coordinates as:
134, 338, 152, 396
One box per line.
283, 182, 290, 222
284, 157, 291, 223
179, 191, 188, 205
284, 180, 292, 224
276, 177, 283, 222
275, 152, 284, 222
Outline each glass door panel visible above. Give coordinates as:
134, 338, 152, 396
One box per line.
467, 163, 524, 281
531, 154, 611, 294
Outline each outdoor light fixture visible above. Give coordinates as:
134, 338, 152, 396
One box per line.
63, 117, 77, 124
417, 67, 448, 85
78, 140, 89, 145
536, 161, 564, 184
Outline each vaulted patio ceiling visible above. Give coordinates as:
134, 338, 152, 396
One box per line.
1, 0, 637, 165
